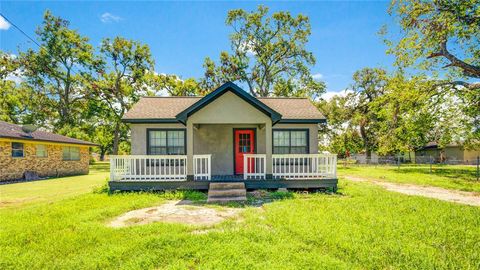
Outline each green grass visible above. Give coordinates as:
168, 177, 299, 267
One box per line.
0, 162, 109, 208
338, 164, 480, 193
1, 176, 479, 269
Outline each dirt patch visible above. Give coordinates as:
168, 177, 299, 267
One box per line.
108, 200, 242, 228
344, 176, 480, 207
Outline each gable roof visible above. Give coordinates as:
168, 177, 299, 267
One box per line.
175, 82, 282, 124
0, 121, 97, 146
123, 82, 325, 124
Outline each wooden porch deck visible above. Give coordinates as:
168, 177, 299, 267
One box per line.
108, 176, 338, 192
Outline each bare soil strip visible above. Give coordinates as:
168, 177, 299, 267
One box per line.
108, 200, 242, 228
344, 176, 480, 207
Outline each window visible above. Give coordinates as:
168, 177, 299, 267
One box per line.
36, 144, 47, 157
273, 130, 308, 154
12, 142, 24, 157
148, 129, 186, 155
63, 146, 80, 161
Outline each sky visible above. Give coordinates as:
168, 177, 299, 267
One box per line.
0, 1, 398, 98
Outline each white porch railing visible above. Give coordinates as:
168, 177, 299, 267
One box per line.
193, 154, 211, 180
244, 154, 267, 180
110, 155, 187, 181
272, 154, 337, 179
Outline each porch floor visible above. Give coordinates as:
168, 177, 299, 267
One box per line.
109, 178, 338, 192
211, 175, 244, 181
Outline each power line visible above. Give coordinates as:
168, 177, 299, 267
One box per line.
0, 13, 41, 48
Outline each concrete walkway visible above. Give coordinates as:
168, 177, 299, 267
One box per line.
344, 176, 480, 207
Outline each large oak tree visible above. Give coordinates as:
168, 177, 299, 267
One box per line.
201, 5, 325, 98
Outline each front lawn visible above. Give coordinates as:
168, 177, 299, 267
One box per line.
338, 164, 480, 193
0, 162, 109, 209
1, 176, 479, 269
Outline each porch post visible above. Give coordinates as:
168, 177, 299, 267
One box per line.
186, 121, 194, 180
265, 121, 273, 179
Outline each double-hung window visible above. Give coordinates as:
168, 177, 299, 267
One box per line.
12, 142, 24, 157
36, 144, 47, 157
273, 130, 309, 154
63, 146, 80, 161
148, 129, 186, 155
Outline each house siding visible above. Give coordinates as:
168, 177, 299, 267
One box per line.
193, 124, 266, 175
127, 92, 321, 175
0, 140, 89, 181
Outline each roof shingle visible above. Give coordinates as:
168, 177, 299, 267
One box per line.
0, 121, 97, 146
123, 96, 324, 121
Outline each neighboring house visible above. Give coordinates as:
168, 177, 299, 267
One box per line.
0, 121, 97, 181
415, 142, 480, 164
110, 82, 337, 194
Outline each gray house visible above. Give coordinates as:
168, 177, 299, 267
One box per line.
109, 82, 337, 198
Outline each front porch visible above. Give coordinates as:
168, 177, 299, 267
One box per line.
109, 153, 338, 191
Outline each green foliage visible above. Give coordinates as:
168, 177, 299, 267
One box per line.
91, 36, 155, 154
149, 73, 202, 96
201, 5, 325, 98
347, 68, 388, 157
384, 0, 479, 148
18, 11, 99, 129
385, 0, 479, 89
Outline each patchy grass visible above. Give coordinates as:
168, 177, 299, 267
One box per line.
338, 165, 480, 193
0, 162, 109, 209
0, 179, 479, 269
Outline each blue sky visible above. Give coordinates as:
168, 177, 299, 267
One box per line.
0, 1, 397, 96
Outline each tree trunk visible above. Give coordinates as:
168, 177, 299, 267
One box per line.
100, 148, 106, 161
359, 122, 370, 163
112, 122, 120, 155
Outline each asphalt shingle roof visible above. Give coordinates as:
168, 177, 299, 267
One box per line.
0, 121, 97, 146
123, 96, 325, 121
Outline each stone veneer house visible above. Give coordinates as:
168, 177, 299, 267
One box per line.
110, 82, 338, 199
0, 121, 96, 181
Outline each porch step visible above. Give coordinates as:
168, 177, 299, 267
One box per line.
207, 182, 247, 203
209, 182, 245, 190
208, 189, 247, 198
207, 197, 247, 203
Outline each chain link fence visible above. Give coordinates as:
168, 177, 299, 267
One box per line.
339, 155, 480, 181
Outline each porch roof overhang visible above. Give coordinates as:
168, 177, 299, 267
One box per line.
175, 82, 283, 125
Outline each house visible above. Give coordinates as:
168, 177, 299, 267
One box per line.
110, 82, 337, 195
0, 121, 97, 181
415, 142, 480, 164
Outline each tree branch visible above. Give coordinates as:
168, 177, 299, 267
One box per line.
428, 40, 480, 78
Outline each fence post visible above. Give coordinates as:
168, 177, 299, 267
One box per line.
429, 155, 432, 174
477, 156, 479, 181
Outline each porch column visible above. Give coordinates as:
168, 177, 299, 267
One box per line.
186, 121, 194, 180
265, 121, 273, 178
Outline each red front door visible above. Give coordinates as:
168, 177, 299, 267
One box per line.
234, 129, 255, 175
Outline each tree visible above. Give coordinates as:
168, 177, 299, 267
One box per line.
317, 94, 364, 156
19, 11, 98, 129
200, 5, 325, 98
385, 0, 479, 148
149, 73, 202, 96
0, 53, 23, 123
346, 68, 388, 159
374, 73, 436, 155
385, 0, 479, 90
92, 37, 155, 154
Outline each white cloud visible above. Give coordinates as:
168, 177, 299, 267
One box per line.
312, 73, 323, 80
100, 13, 122, 23
0, 15, 11, 30
321, 89, 353, 101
